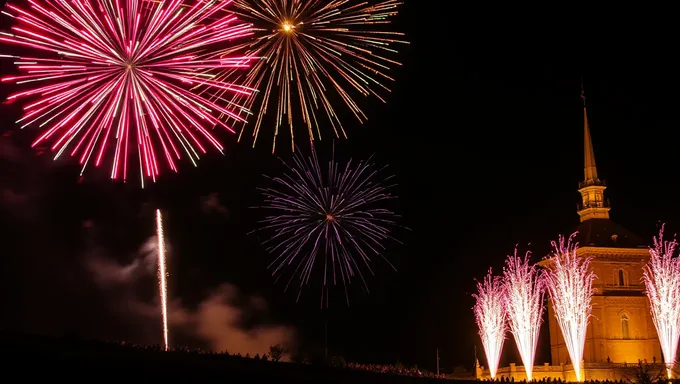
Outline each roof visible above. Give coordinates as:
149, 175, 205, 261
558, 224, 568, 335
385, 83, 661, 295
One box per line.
573, 219, 647, 249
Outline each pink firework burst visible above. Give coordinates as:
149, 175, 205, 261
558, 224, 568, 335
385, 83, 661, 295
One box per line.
473, 268, 507, 379
643, 226, 680, 379
1, 0, 255, 186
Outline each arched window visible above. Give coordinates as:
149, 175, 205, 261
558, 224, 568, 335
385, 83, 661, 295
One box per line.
621, 315, 630, 339
618, 269, 625, 286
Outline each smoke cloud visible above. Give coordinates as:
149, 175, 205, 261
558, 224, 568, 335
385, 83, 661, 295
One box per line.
87, 237, 295, 356
200, 192, 229, 216
2, 188, 29, 205
169, 285, 294, 356
88, 237, 157, 286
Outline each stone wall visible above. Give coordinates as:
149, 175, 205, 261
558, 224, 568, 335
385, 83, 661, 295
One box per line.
476, 362, 658, 382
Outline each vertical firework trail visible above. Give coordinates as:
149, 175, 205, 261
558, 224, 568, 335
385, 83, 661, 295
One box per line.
642, 226, 680, 379
156, 209, 169, 351
543, 234, 595, 382
503, 249, 544, 381
473, 269, 507, 379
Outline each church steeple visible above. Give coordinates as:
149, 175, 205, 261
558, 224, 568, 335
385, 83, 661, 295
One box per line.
583, 92, 599, 183
577, 82, 610, 222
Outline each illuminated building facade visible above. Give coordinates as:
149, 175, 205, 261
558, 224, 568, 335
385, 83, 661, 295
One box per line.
546, 95, 661, 369
477, 91, 663, 381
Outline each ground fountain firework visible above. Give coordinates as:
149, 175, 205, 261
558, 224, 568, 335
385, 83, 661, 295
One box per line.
0, 0, 256, 186
255, 142, 400, 306
542, 234, 595, 382
642, 226, 680, 379
503, 249, 544, 381
473, 269, 507, 379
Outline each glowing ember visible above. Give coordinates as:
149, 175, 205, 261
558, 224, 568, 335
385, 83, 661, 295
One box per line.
542, 233, 595, 382
642, 226, 680, 379
503, 249, 544, 381
156, 209, 169, 351
473, 268, 507, 379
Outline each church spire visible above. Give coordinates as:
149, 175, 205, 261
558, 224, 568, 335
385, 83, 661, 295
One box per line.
582, 84, 599, 184
577, 81, 610, 222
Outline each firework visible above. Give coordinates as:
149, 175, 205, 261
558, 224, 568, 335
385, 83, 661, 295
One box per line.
503, 249, 544, 381
207, 0, 407, 152
542, 234, 595, 382
642, 226, 680, 379
156, 209, 169, 351
0, 0, 255, 186
473, 268, 507, 379
256, 142, 399, 306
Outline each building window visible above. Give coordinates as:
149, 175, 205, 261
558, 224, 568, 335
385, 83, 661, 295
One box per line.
618, 269, 625, 286
621, 315, 630, 339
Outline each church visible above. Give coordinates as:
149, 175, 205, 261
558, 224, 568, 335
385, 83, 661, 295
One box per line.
477, 91, 661, 381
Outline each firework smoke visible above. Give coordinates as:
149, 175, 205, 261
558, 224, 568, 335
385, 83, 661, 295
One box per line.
643, 226, 680, 379
543, 234, 595, 382
87, 238, 296, 356
156, 209, 169, 351
473, 268, 507, 379
503, 249, 544, 380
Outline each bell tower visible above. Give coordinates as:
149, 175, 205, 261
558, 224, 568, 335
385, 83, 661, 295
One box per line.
577, 84, 610, 222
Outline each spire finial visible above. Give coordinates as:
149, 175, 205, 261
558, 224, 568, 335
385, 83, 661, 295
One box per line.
577, 78, 610, 222
582, 81, 597, 182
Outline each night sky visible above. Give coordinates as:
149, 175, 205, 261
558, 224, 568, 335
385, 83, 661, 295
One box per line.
2, 0, 680, 373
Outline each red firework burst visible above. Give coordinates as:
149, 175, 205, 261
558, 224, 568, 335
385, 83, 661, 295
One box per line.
0, 0, 255, 186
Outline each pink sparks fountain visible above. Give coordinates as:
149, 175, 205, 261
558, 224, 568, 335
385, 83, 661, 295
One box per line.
642, 227, 680, 379
543, 234, 595, 382
473, 269, 507, 379
503, 249, 544, 381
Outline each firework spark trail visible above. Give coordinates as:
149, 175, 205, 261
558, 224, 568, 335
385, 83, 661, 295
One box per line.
156, 209, 169, 351
205, 0, 408, 152
542, 233, 595, 382
503, 249, 544, 381
256, 142, 400, 306
642, 226, 680, 379
473, 269, 507, 379
0, 0, 256, 186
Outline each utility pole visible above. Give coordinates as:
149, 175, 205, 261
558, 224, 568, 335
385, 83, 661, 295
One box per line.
474, 344, 478, 369
324, 319, 328, 358
436, 348, 440, 375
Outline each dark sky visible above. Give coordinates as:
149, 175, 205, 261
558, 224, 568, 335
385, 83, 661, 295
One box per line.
2, 0, 680, 373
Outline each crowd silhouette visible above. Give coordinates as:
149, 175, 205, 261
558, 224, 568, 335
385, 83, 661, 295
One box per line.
347, 362, 448, 379
1, 332, 452, 381
112, 340, 453, 378
4, 332, 679, 382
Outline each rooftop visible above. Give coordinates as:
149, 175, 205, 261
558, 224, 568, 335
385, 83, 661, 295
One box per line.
573, 219, 647, 249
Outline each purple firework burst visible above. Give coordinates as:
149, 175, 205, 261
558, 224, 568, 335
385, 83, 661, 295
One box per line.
255, 142, 400, 307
